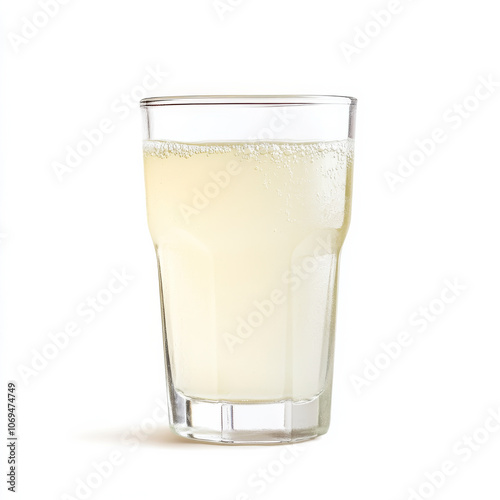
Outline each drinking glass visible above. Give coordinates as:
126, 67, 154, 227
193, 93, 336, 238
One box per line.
141, 95, 357, 444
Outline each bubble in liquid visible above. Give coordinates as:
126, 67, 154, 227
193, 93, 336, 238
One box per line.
143, 139, 354, 164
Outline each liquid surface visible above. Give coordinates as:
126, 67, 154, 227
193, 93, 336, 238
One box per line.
144, 140, 353, 401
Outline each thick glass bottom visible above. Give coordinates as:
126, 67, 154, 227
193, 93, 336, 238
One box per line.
168, 388, 331, 444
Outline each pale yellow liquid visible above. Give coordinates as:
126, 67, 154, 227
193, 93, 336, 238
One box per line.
144, 140, 353, 401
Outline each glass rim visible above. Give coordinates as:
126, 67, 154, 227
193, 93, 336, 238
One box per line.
140, 95, 357, 107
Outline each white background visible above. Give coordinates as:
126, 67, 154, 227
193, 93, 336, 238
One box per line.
1, 0, 500, 499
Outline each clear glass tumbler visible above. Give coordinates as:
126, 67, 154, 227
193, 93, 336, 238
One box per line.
141, 95, 357, 443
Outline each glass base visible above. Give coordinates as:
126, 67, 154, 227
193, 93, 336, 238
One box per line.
168, 388, 331, 444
